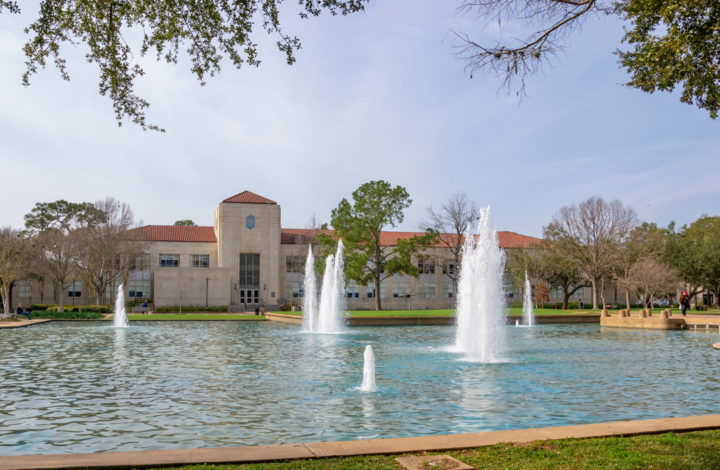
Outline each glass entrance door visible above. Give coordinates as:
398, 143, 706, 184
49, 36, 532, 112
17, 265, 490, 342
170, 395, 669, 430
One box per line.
239, 289, 260, 305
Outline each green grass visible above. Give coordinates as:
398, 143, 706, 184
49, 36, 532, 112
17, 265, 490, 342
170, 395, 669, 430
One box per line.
146, 430, 720, 470
275, 308, 599, 317
125, 314, 266, 321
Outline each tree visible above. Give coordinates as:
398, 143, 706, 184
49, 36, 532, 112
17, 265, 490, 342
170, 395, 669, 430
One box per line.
24, 200, 104, 312
545, 196, 636, 309
629, 255, 679, 309
666, 216, 720, 307
422, 192, 479, 295
75, 198, 142, 304
614, 222, 670, 308
318, 180, 435, 311
174, 220, 196, 226
0, 228, 34, 318
2, 0, 367, 131
456, 1, 720, 118
534, 238, 588, 309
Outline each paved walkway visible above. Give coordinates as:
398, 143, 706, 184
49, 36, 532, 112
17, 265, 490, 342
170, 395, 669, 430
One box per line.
2, 414, 719, 470
0, 319, 52, 329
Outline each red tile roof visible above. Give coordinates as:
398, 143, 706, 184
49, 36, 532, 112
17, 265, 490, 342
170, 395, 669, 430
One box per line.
280, 229, 540, 249
126, 225, 217, 243
127, 225, 539, 248
223, 191, 277, 205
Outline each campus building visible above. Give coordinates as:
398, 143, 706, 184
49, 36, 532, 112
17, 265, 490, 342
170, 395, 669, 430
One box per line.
12, 191, 668, 311
117, 191, 541, 310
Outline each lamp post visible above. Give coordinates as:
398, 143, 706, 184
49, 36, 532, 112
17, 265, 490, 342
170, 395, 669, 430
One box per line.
205, 278, 209, 312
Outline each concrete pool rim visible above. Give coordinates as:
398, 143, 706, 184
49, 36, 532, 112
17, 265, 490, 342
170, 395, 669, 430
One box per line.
2, 414, 720, 470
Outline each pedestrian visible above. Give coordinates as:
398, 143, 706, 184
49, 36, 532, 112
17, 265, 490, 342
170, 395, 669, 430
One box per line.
15, 303, 31, 320
679, 291, 690, 316
578, 299, 584, 309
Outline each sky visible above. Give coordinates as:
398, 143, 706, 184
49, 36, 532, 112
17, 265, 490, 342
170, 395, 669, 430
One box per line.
1, 2, 718, 238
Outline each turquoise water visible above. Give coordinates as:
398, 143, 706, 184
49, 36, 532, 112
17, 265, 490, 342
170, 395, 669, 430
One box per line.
1, 322, 719, 455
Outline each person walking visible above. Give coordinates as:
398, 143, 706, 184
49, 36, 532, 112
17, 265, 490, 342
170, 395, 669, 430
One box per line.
679, 291, 690, 316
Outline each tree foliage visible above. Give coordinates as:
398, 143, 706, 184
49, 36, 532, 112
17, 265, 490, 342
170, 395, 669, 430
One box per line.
457, 0, 720, 118
666, 216, 720, 306
174, 219, 196, 226
318, 180, 435, 311
6, 0, 367, 131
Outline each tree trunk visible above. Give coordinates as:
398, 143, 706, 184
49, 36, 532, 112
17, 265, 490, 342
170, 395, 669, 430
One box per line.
374, 277, 381, 311
1, 285, 9, 319
599, 278, 606, 309
58, 284, 65, 313
625, 289, 630, 309
562, 284, 570, 309
591, 279, 598, 309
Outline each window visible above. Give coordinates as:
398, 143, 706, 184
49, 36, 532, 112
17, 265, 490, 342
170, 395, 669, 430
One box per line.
418, 258, 435, 274
442, 282, 453, 299
285, 256, 305, 273
392, 277, 411, 298
366, 281, 386, 299
128, 280, 151, 298
159, 253, 180, 267
346, 280, 359, 298
239, 254, 260, 286
18, 281, 31, 298
67, 280, 82, 298
131, 253, 151, 270
285, 281, 303, 299
442, 260, 456, 275
419, 281, 436, 299
191, 254, 210, 268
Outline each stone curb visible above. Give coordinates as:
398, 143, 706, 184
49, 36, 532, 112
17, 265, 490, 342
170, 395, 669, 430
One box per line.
2, 414, 720, 470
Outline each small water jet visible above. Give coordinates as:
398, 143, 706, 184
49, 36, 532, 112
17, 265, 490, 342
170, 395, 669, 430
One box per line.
452, 207, 507, 362
359, 345, 377, 392
113, 284, 128, 328
522, 271, 535, 327
301, 245, 318, 333
314, 240, 346, 334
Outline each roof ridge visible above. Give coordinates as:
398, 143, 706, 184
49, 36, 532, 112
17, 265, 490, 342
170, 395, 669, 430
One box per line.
223, 190, 277, 205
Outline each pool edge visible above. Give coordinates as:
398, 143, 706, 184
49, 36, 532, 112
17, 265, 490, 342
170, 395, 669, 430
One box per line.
3, 414, 720, 469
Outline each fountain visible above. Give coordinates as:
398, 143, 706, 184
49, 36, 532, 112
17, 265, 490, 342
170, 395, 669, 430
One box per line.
301, 245, 318, 332
311, 240, 346, 334
359, 345, 377, 392
452, 207, 507, 362
522, 271, 536, 327
113, 283, 128, 328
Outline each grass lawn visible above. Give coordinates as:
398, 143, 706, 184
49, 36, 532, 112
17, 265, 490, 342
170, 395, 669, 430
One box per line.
149, 430, 720, 470
126, 314, 265, 321
275, 308, 599, 317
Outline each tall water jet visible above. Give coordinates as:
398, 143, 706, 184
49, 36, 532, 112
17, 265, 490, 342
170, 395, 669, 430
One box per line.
453, 207, 507, 362
113, 284, 128, 328
359, 345, 377, 392
315, 240, 346, 334
301, 245, 318, 332
522, 271, 535, 327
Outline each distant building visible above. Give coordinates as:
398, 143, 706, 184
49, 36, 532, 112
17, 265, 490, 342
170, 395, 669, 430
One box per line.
120, 191, 541, 309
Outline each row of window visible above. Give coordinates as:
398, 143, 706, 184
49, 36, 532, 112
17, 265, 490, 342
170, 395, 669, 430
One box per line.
284, 279, 455, 300
284, 256, 458, 275
158, 254, 210, 268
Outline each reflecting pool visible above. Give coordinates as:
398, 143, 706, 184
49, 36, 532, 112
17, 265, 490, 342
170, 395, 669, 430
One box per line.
1, 322, 719, 455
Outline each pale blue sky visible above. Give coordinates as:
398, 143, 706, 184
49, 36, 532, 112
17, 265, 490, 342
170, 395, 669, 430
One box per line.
1, 2, 718, 237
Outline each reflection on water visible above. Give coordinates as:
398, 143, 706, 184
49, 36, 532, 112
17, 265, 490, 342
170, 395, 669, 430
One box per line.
1, 322, 719, 455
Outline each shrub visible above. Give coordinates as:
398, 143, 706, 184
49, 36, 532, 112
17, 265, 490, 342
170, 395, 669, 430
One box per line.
46, 304, 112, 313
28, 304, 50, 311
32, 311, 105, 320
154, 305, 228, 313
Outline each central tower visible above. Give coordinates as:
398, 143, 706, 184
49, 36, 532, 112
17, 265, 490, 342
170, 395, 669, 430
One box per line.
214, 191, 282, 307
